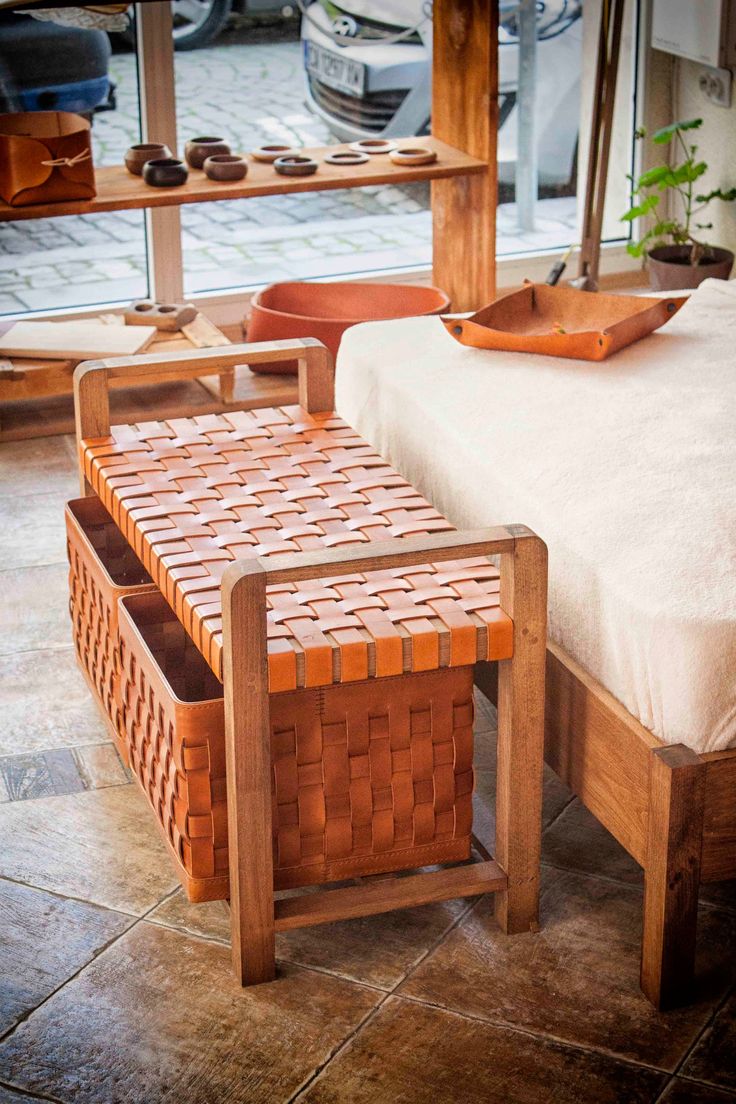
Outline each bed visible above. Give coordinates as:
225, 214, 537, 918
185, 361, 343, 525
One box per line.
335, 276, 736, 1009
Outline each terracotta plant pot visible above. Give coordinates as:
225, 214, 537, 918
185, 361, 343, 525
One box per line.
648, 244, 734, 291
124, 143, 171, 176
246, 281, 451, 375
184, 136, 230, 169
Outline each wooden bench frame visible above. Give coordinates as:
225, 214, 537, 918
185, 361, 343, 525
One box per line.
74, 340, 548, 986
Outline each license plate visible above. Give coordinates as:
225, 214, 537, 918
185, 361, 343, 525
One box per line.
305, 42, 366, 98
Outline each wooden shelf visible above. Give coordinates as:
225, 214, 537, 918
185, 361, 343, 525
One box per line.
0, 138, 486, 223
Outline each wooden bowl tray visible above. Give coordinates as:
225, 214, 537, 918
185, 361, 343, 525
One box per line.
443, 282, 687, 361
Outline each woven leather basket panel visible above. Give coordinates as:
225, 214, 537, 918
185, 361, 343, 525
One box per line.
118, 591, 475, 901
66, 497, 154, 764
79, 406, 512, 688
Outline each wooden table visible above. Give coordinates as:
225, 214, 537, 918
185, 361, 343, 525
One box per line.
0, 310, 302, 441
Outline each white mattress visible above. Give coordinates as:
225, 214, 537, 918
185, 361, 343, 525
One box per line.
336, 278, 736, 753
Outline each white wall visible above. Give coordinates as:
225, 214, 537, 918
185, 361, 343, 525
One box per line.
671, 57, 736, 254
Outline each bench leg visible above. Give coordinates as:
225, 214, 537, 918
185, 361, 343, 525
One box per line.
494, 532, 548, 934
641, 745, 705, 1010
222, 563, 276, 986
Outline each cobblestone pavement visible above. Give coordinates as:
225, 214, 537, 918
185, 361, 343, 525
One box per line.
0, 35, 576, 314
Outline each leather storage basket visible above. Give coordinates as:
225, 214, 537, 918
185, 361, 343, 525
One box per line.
118, 591, 476, 903
0, 111, 95, 207
66, 497, 154, 763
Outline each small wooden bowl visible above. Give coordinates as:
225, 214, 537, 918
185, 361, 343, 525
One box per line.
324, 149, 369, 166
251, 144, 296, 163
142, 158, 189, 188
125, 143, 171, 176
203, 154, 248, 181
184, 136, 230, 169
349, 139, 397, 155
273, 155, 318, 177
389, 147, 438, 166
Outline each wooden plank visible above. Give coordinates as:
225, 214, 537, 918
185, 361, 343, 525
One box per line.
221, 561, 275, 986
0, 321, 156, 360
0, 138, 485, 223
543, 640, 658, 866
181, 314, 230, 349
494, 530, 547, 934
702, 753, 736, 883
431, 0, 498, 310
640, 745, 706, 1010
274, 860, 507, 932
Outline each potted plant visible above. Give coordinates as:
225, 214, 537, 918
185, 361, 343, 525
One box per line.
622, 117, 736, 290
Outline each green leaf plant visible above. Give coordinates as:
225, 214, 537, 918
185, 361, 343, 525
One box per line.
622, 118, 736, 264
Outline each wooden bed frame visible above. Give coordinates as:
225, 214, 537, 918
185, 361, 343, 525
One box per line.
477, 644, 736, 1011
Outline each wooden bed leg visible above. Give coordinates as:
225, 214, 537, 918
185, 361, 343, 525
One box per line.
494, 531, 548, 934
221, 561, 276, 986
641, 745, 705, 1010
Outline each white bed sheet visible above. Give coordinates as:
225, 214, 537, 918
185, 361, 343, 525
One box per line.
336, 278, 736, 753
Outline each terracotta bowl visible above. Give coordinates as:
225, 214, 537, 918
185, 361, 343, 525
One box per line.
203, 154, 248, 181
246, 280, 451, 375
185, 136, 230, 169
125, 143, 172, 175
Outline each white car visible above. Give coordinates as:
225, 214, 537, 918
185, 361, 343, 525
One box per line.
301, 0, 582, 186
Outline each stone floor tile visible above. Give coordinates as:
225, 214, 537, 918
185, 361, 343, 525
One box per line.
660, 1080, 736, 1102
0, 494, 68, 570
0, 565, 72, 657
700, 882, 736, 912
148, 887, 469, 990
399, 868, 736, 1070
0, 878, 130, 1037
0, 648, 109, 757
542, 798, 643, 885
0, 1084, 59, 1103
682, 991, 736, 1091
0, 786, 178, 915
0, 437, 77, 499
72, 745, 128, 791
0, 750, 85, 803
299, 996, 666, 1104
0, 922, 379, 1104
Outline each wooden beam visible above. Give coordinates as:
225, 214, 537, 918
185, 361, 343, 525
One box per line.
274, 860, 507, 931
432, 0, 498, 310
640, 744, 706, 1010
494, 529, 547, 934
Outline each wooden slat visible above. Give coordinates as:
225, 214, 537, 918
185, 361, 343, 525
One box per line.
0, 138, 485, 223
702, 753, 736, 883
543, 640, 658, 866
640, 745, 706, 1010
274, 860, 507, 931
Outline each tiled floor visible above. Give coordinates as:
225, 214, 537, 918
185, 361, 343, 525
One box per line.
1, 434, 735, 1103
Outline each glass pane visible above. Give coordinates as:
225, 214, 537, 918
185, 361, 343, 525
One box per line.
175, 13, 431, 295
0, 12, 148, 315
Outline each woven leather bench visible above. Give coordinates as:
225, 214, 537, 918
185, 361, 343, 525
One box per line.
71, 339, 547, 986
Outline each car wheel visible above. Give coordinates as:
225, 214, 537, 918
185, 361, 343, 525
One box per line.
171, 0, 233, 49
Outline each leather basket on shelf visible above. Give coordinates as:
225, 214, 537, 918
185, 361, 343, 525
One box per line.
245, 280, 451, 374
0, 111, 96, 207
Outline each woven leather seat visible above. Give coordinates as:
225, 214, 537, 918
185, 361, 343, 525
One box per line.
80, 405, 513, 690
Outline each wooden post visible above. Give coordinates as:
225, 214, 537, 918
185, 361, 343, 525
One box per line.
298, 343, 334, 414
494, 528, 548, 934
74, 360, 111, 495
641, 745, 705, 1010
221, 561, 276, 986
432, 0, 498, 310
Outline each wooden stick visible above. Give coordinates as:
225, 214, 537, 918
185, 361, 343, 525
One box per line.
275, 859, 506, 931
494, 528, 548, 934
640, 744, 705, 1010
221, 559, 275, 986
